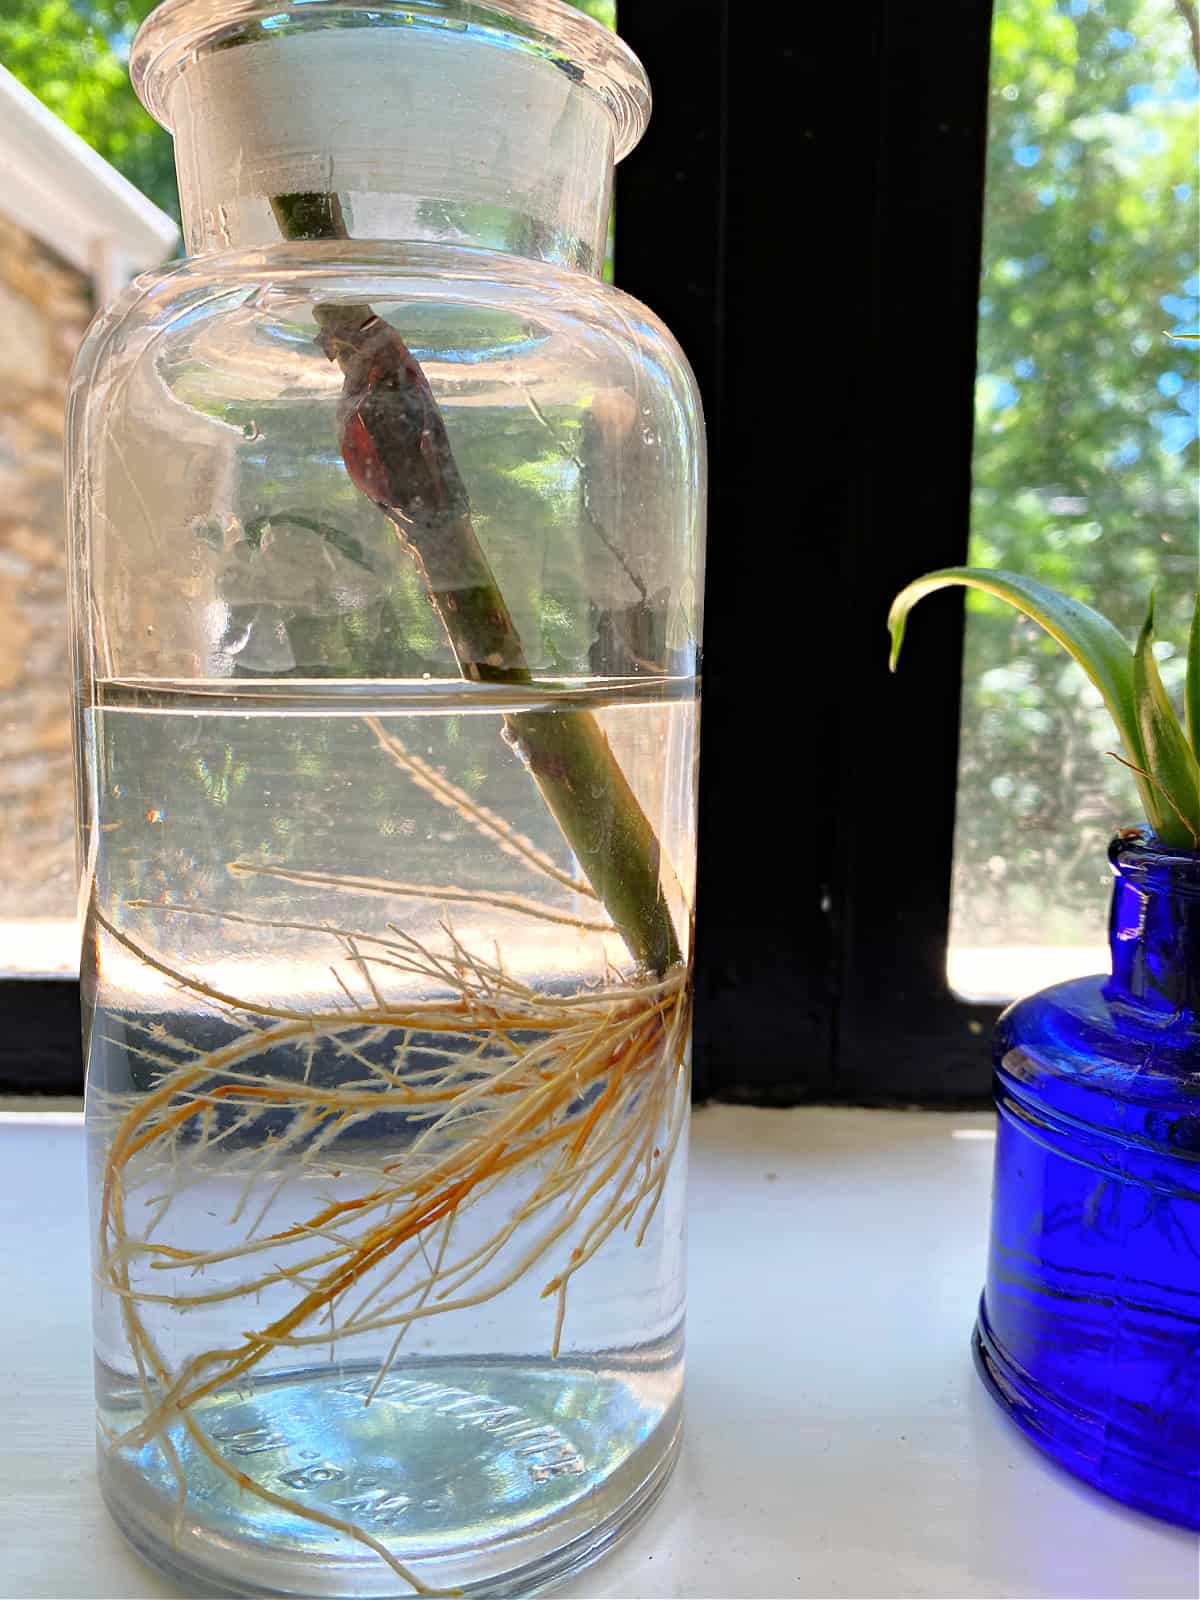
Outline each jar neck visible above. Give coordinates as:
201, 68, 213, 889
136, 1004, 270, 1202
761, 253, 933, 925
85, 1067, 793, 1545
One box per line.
1104, 833, 1200, 1022
164, 19, 616, 271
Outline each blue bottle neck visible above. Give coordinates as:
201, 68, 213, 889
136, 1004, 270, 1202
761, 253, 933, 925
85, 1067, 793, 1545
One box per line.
1104, 833, 1200, 1023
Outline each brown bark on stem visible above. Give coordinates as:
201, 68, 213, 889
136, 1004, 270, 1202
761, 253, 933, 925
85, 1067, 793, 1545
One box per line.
271, 194, 681, 975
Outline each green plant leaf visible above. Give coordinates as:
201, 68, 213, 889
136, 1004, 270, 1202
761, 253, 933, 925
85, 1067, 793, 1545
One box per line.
1188, 589, 1200, 759
887, 566, 1159, 828
1133, 595, 1200, 848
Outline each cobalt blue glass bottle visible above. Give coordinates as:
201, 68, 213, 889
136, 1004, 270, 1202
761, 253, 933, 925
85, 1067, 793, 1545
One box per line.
975, 830, 1200, 1529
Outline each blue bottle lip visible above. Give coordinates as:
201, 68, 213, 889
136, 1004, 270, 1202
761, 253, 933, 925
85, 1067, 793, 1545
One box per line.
1108, 828, 1200, 897
1104, 829, 1200, 1021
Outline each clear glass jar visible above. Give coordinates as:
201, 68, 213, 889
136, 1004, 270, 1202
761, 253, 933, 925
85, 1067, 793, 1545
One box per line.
70, 3, 704, 1594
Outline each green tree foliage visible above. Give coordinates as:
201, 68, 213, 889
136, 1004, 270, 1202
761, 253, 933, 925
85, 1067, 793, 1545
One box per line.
0, 0, 178, 216
955, 0, 1199, 949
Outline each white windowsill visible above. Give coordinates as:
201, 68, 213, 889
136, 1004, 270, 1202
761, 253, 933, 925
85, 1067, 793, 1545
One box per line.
0, 1104, 1194, 1599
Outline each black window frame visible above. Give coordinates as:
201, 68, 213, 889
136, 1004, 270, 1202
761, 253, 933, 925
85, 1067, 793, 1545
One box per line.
618, 0, 1000, 1105
0, 0, 1001, 1104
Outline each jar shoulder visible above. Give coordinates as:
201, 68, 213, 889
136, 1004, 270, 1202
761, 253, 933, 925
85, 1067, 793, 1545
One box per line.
71, 243, 704, 421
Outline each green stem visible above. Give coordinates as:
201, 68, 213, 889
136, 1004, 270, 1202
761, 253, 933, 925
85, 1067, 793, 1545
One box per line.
271, 194, 682, 974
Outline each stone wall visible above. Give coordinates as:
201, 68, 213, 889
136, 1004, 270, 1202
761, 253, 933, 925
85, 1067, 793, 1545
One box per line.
0, 214, 91, 935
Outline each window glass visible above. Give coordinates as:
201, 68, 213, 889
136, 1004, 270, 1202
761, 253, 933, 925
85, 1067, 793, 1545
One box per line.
949, 0, 1199, 1003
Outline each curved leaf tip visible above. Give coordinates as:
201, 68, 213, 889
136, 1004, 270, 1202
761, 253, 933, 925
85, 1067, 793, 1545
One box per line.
888, 565, 1158, 829
886, 606, 909, 673
890, 564, 1200, 848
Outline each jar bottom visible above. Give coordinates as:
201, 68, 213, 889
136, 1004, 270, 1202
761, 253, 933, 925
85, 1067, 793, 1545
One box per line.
973, 1300, 1200, 1532
97, 1348, 683, 1597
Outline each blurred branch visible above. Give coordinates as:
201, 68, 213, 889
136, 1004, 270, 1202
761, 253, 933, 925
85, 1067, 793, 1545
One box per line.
1175, 0, 1200, 72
